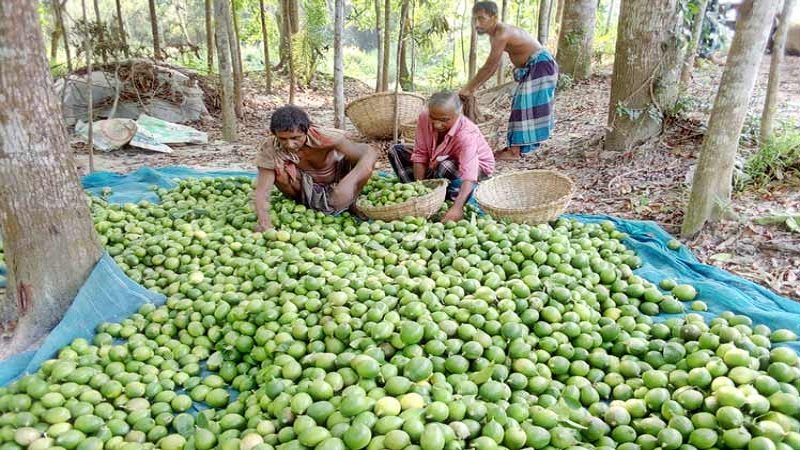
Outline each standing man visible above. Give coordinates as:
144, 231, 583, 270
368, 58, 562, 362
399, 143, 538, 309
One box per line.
253, 105, 378, 230
459, 1, 558, 161
388, 92, 495, 223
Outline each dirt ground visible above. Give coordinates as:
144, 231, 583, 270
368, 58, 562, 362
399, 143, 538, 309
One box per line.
72, 55, 800, 300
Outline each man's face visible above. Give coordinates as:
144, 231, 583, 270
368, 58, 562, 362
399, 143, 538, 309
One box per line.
274, 129, 307, 152
473, 10, 496, 35
429, 104, 460, 134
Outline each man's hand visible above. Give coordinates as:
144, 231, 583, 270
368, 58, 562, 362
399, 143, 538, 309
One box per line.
255, 215, 273, 232
458, 87, 475, 98
441, 206, 464, 223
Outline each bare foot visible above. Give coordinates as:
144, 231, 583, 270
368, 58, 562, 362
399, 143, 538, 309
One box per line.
494, 147, 521, 161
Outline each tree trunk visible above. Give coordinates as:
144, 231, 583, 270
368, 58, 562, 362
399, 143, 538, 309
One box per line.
468, 0, 478, 79
0, 0, 102, 359
175, 0, 195, 46
538, 0, 552, 45
283, 0, 296, 103
92, 0, 108, 63
680, 0, 711, 87
115, 0, 130, 58
399, 0, 412, 90
554, 0, 565, 42
381, 0, 391, 91
760, 0, 795, 142
260, 0, 273, 92
228, 1, 244, 118
334, 0, 345, 128
206, 0, 215, 72
50, 0, 63, 61
496, 0, 508, 85
375, 0, 383, 91
681, 0, 778, 237
556, 0, 597, 80
409, 0, 417, 90
287, 0, 300, 34
81, 0, 95, 172
215, 0, 238, 140
148, 0, 161, 59
604, 0, 680, 151
604, 0, 615, 33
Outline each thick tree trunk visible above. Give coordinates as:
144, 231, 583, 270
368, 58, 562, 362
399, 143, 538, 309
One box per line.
334, 0, 345, 128
215, 0, 238, 140
680, 0, 711, 87
604, 0, 679, 151
681, 0, 778, 237
260, 0, 273, 92
0, 0, 102, 358
375, 0, 383, 91
206, 0, 215, 72
399, 0, 412, 90
468, 0, 478, 79
538, 0, 552, 45
115, 0, 130, 58
556, 0, 597, 80
496, 0, 509, 85
381, 0, 391, 91
229, 2, 244, 118
760, 0, 795, 142
283, 0, 296, 103
148, 0, 162, 59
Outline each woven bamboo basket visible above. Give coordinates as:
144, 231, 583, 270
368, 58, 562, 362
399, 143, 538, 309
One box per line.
475, 170, 574, 224
345, 92, 426, 140
400, 119, 417, 143
356, 179, 449, 221
399, 117, 503, 148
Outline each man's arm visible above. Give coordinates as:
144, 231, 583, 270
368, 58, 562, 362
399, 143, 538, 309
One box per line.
461, 32, 508, 95
413, 163, 427, 181
330, 138, 379, 209
253, 167, 275, 231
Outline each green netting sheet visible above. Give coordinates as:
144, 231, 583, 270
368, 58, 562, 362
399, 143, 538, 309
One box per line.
1, 166, 798, 386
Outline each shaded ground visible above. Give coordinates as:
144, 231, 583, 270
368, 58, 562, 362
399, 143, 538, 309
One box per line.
73, 55, 800, 299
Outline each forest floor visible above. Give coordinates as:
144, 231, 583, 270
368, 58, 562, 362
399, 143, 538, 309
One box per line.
72, 55, 800, 300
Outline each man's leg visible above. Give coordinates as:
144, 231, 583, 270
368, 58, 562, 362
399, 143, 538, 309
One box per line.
387, 144, 416, 183
329, 158, 373, 212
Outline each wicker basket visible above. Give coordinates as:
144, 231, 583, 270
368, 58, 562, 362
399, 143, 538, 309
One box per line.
356, 179, 449, 221
475, 170, 574, 224
345, 92, 426, 140
400, 119, 417, 143
399, 117, 503, 148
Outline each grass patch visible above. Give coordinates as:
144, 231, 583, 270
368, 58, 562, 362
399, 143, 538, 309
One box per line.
739, 129, 800, 189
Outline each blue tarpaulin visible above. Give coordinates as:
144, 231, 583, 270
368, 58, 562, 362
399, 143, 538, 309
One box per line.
1, 166, 798, 386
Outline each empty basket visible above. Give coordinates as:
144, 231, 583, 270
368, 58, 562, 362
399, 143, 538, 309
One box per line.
345, 92, 426, 140
475, 170, 574, 224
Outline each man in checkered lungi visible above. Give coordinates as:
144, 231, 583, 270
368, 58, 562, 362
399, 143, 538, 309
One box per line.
388, 92, 495, 223
458, 1, 558, 161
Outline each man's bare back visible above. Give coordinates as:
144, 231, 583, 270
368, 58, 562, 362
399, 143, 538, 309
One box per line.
493, 23, 542, 68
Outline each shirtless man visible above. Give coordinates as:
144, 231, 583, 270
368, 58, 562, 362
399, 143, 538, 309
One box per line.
253, 105, 377, 230
459, 1, 558, 160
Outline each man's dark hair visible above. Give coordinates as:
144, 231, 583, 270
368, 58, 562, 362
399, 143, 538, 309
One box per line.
472, 1, 498, 16
270, 105, 311, 134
